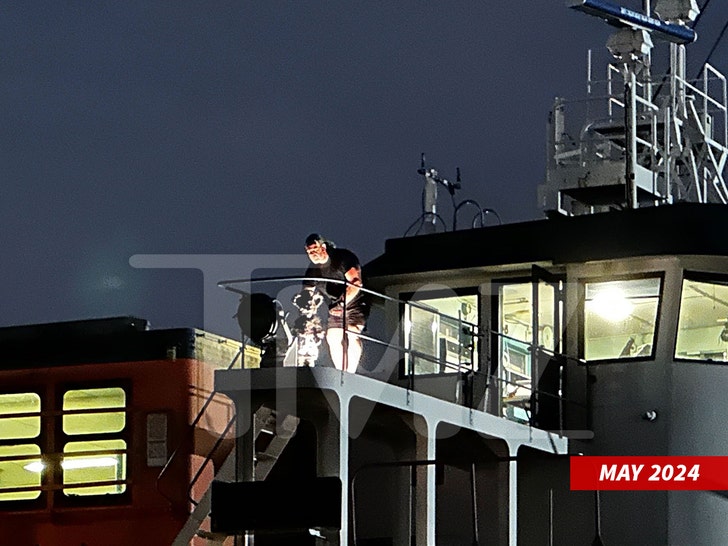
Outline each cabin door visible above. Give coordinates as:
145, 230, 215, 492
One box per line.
530, 266, 564, 429
496, 267, 563, 426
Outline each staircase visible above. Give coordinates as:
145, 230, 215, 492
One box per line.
253, 407, 301, 481
171, 405, 300, 546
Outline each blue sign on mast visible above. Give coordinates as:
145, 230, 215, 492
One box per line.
568, 0, 696, 44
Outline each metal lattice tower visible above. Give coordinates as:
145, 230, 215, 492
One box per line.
539, 0, 728, 215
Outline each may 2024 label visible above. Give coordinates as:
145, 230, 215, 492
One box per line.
570, 456, 728, 490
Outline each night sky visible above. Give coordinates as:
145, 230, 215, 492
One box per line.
2, 1, 726, 338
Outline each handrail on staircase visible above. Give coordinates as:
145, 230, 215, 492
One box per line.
156, 346, 242, 505
186, 411, 237, 506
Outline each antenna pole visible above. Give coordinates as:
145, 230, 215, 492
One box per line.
625, 72, 639, 209
420, 154, 439, 233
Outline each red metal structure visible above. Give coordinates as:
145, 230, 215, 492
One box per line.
0, 317, 240, 546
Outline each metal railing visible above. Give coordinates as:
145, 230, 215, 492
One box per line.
156, 347, 241, 506
217, 275, 592, 435
490, 329, 592, 435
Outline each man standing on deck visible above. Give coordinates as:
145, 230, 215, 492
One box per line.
294, 233, 368, 372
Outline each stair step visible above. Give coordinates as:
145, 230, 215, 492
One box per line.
254, 414, 300, 480
172, 405, 301, 544
196, 529, 228, 543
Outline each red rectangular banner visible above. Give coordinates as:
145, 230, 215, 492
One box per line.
570, 456, 728, 490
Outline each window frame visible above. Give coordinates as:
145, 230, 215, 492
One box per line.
674, 270, 728, 365
490, 271, 566, 424
399, 287, 480, 378
579, 272, 665, 364
491, 275, 533, 377
0, 387, 45, 510
0, 380, 133, 511
53, 380, 132, 507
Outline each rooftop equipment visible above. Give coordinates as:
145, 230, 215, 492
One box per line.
539, 0, 728, 215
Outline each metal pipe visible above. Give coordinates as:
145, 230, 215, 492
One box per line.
410, 463, 417, 546
593, 490, 605, 545
549, 488, 554, 546
471, 462, 480, 545
625, 73, 639, 209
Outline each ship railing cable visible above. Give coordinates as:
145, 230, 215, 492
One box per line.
217, 275, 590, 435
220, 275, 482, 389
489, 329, 592, 436
219, 275, 482, 319
185, 412, 237, 506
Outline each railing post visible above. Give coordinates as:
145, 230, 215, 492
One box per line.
342, 280, 348, 373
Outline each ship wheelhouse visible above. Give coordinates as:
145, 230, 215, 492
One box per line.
188, 202, 728, 546
4, 204, 728, 545
362, 202, 728, 545
3, 0, 728, 543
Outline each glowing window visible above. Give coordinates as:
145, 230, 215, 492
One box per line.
0, 444, 42, 501
0, 392, 41, 440
675, 277, 728, 362
62, 439, 127, 496
61, 386, 128, 498
404, 294, 478, 375
0, 393, 42, 502
584, 277, 661, 361
63, 387, 126, 435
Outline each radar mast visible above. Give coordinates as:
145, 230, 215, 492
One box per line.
540, 0, 728, 215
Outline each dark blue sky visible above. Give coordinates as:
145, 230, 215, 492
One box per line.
1, 1, 726, 336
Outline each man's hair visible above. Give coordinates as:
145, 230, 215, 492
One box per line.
305, 233, 325, 246
305, 233, 335, 248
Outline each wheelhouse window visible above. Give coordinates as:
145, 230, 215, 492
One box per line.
584, 277, 661, 361
496, 278, 561, 424
0, 392, 42, 502
675, 276, 728, 362
61, 387, 127, 496
404, 293, 478, 375
0, 384, 130, 509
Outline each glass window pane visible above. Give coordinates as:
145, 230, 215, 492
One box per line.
500, 283, 533, 343
63, 439, 127, 496
405, 295, 478, 375
0, 393, 41, 440
499, 283, 533, 423
407, 304, 439, 374
584, 277, 661, 361
63, 387, 126, 435
676, 278, 728, 362
498, 279, 561, 425
500, 283, 534, 377
538, 282, 557, 351
0, 444, 42, 501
